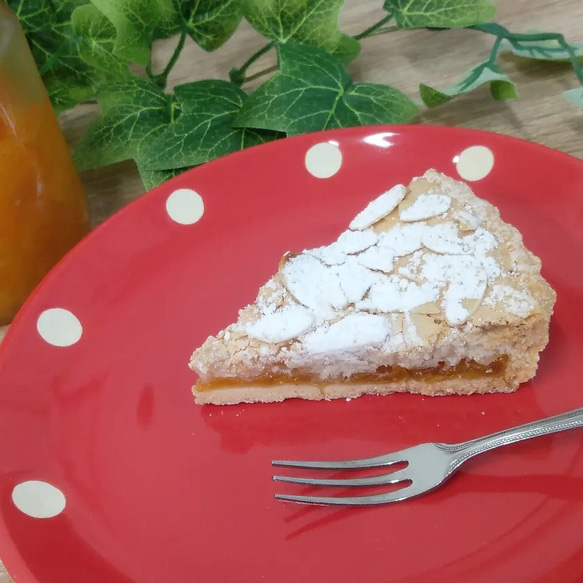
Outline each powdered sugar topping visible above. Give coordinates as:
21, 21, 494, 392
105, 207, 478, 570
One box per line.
483, 285, 535, 318
242, 171, 541, 351
378, 223, 427, 256
309, 229, 377, 265
358, 276, 439, 313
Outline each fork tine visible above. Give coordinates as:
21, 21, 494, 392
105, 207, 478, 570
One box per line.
275, 487, 416, 506
272, 451, 405, 470
273, 468, 409, 487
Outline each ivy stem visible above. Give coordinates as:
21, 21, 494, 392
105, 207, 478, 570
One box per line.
158, 21, 188, 85
231, 41, 276, 84
486, 36, 503, 67
354, 13, 393, 40
243, 64, 278, 83
369, 25, 399, 36
145, 30, 157, 82
472, 22, 583, 85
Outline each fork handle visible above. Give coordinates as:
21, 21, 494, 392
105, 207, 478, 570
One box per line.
445, 407, 583, 470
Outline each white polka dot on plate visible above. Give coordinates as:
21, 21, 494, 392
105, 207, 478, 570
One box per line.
305, 142, 342, 178
12, 481, 66, 519
37, 308, 82, 347
166, 189, 204, 225
455, 145, 494, 181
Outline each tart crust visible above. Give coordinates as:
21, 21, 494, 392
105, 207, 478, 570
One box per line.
190, 170, 556, 405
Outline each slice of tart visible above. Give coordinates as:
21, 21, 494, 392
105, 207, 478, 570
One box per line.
190, 169, 556, 405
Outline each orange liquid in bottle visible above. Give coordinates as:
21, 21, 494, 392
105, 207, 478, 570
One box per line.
0, 6, 90, 324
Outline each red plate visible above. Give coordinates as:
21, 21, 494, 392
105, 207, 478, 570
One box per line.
0, 125, 582, 583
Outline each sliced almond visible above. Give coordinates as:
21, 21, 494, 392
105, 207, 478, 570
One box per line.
472, 304, 509, 326
372, 208, 400, 233
349, 184, 407, 230
400, 194, 451, 222
278, 251, 297, 269
461, 297, 484, 321
411, 301, 441, 315
443, 268, 487, 326
398, 194, 416, 214
407, 178, 433, 197
393, 252, 426, 285
282, 254, 347, 315
409, 313, 442, 346
456, 209, 481, 232
422, 222, 466, 255
356, 246, 394, 273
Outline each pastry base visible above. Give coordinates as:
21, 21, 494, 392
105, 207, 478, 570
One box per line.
193, 376, 519, 405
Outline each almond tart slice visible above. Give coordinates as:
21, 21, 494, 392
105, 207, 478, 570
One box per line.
189, 169, 556, 405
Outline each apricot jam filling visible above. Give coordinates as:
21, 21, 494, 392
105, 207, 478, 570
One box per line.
196, 356, 508, 391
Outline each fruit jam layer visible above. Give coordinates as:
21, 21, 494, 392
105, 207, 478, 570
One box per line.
196, 356, 508, 391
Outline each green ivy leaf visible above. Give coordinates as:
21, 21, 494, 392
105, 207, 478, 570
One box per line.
499, 37, 583, 62
9, 0, 85, 71
420, 62, 517, 107
243, 0, 360, 63
89, 0, 177, 66
74, 78, 173, 170
140, 80, 281, 170
71, 5, 132, 78
9, 0, 99, 109
235, 43, 418, 135
8, 0, 54, 32
385, 0, 496, 29
179, 0, 243, 51
564, 87, 583, 109
45, 78, 97, 114
137, 165, 192, 189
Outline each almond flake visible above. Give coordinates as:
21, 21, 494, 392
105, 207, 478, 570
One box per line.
444, 275, 487, 326
356, 246, 394, 273
422, 223, 467, 254
461, 297, 484, 321
303, 313, 390, 354
421, 254, 487, 326
309, 229, 377, 265
400, 194, 451, 222
282, 255, 346, 316
335, 259, 381, 303
378, 223, 426, 256
350, 185, 407, 230
423, 223, 497, 257
246, 305, 314, 343
358, 275, 440, 313
411, 301, 441, 315
409, 313, 441, 346
456, 209, 481, 231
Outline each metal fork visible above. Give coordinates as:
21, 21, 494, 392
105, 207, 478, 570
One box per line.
273, 407, 583, 506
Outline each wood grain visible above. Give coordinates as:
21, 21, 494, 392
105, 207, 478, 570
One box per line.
1, 0, 582, 580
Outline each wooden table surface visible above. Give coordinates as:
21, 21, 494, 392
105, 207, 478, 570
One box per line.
1, 0, 582, 580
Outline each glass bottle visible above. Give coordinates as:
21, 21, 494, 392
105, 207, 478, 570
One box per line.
0, 4, 90, 325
